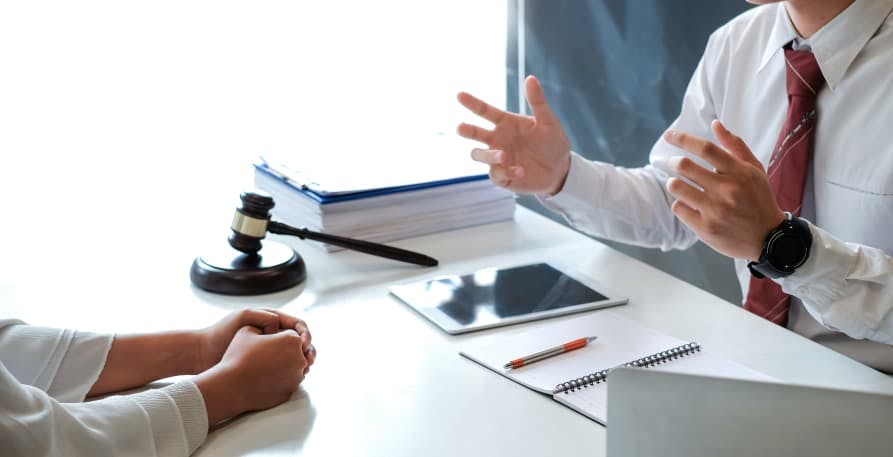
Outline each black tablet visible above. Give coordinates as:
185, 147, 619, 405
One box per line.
388, 263, 627, 334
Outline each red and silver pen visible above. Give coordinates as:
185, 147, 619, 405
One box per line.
503, 336, 598, 369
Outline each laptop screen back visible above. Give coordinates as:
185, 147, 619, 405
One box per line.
607, 366, 893, 457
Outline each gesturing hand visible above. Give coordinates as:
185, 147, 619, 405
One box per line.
195, 309, 315, 375
456, 75, 572, 195
663, 119, 786, 261
195, 326, 309, 425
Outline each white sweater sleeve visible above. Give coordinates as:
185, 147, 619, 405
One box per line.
1, 362, 208, 457
0, 321, 209, 456
0, 319, 113, 402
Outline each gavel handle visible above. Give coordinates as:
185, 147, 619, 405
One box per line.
267, 221, 439, 267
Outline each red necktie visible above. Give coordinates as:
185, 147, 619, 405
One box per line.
743, 47, 825, 326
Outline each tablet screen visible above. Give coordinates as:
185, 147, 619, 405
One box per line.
391, 263, 609, 331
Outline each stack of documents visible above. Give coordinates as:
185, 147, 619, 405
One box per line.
253, 135, 516, 251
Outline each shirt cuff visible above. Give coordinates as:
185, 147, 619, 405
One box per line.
537, 152, 608, 222
779, 222, 856, 331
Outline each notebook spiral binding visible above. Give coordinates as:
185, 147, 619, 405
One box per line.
553, 342, 701, 394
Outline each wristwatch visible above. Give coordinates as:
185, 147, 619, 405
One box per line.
747, 212, 813, 279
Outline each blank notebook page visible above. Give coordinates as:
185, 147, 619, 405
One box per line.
460, 311, 693, 393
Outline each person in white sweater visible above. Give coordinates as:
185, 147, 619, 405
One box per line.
0, 308, 316, 456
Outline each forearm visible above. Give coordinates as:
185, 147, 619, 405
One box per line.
193, 365, 244, 426
781, 224, 893, 344
538, 153, 697, 250
89, 330, 201, 397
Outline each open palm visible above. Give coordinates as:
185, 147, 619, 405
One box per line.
456, 75, 571, 195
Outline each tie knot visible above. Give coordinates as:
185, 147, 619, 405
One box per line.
784, 48, 825, 97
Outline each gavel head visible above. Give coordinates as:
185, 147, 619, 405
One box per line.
228, 191, 275, 254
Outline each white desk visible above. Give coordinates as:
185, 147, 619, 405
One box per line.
3, 196, 893, 456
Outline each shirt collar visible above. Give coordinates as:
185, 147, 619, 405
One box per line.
757, 5, 799, 74
757, 0, 893, 91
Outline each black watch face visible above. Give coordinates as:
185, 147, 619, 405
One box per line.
770, 234, 806, 270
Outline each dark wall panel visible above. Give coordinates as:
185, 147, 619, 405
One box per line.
507, 0, 752, 304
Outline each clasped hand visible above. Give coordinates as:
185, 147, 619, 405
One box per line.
196, 308, 316, 375
194, 309, 316, 426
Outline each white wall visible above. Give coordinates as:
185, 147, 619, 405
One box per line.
0, 1, 506, 288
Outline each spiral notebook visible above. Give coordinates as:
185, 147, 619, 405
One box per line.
459, 311, 775, 424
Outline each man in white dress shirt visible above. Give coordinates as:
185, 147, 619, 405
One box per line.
458, 0, 893, 371
0, 309, 316, 456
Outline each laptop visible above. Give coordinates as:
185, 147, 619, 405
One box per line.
606, 366, 893, 457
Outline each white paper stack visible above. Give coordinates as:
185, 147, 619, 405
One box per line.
253, 135, 516, 251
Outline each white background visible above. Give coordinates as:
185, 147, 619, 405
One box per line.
0, 1, 506, 303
